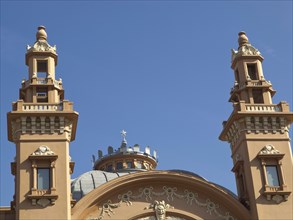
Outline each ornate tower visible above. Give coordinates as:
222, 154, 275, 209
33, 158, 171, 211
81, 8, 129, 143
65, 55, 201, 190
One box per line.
7, 26, 78, 219
220, 32, 293, 219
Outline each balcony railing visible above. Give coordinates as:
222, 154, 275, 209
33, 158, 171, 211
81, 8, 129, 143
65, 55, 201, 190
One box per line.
230, 80, 272, 93
245, 104, 281, 112
23, 103, 62, 111
234, 101, 290, 113
37, 78, 47, 84
12, 100, 74, 112
22, 78, 62, 89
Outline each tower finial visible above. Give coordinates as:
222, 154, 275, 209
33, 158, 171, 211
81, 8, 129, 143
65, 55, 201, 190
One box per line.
36, 25, 47, 41
121, 129, 127, 144
238, 31, 249, 47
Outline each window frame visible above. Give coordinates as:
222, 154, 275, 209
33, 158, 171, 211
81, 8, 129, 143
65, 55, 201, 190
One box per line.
232, 160, 250, 208
116, 161, 123, 170
246, 63, 258, 80
252, 88, 264, 104
37, 168, 51, 190
257, 145, 290, 203
126, 161, 133, 168
28, 147, 58, 206
265, 165, 280, 187
37, 60, 48, 73
106, 164, 113, 172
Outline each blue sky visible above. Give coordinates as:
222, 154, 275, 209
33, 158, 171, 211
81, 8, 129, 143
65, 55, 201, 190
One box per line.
1, 1, 292, 206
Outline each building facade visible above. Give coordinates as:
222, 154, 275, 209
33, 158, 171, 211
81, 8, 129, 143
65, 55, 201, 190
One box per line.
0, 27, 292, 220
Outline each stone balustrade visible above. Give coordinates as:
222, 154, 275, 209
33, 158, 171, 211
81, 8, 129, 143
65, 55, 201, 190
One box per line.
234, 101, 290, 113
12, 100, 74, 111
230, 80, 272, 94
23, 103, 62, 111
245, 104, 281, 112
22, 78, 62, 89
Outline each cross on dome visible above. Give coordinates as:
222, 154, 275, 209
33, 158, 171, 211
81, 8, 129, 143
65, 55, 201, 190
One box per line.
121, 129, 127, 143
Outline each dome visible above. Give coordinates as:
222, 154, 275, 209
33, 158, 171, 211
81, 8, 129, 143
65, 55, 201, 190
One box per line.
169, 169, 237, 198
71, 170, 133, 201
72, 169, 238, 202
169, 169, 208, 181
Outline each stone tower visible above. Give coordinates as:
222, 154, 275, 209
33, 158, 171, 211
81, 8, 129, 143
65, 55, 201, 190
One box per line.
7, 26, 78, 219
220, 32, 293, 219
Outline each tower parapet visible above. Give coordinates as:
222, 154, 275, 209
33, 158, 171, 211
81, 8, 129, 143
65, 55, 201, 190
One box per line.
93, 130, 158, 172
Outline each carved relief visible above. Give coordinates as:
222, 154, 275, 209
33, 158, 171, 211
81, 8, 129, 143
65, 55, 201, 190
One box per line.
36, 198, 51, 208
11, 116, 73, 141
96, 200, 120, 219
259, 145, 280, 155
88, 186, 236, 220
27, 41, 57, 53
145, 200, 174, 220
272, 195, 283, 204
31, 146, 55, 156
226, 116, 290, 147
231, 44, 261, 62
138, 217, 185, 220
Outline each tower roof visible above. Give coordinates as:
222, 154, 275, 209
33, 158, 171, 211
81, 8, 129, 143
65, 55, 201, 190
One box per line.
26, 26, 58, 65
231, 31, 263, 65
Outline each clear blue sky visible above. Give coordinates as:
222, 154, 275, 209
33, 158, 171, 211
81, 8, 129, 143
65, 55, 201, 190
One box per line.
1, 1, 292, 206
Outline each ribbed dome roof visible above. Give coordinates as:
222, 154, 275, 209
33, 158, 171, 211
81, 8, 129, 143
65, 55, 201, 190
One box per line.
71, 169, 237, 202
71, 170, 132, 201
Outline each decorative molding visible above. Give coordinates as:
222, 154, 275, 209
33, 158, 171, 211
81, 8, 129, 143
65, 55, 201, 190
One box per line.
11, 116, 73, 141
257, 146, 290, 203
27, 40, 57, 53
225, 116, 290, 147
36, 198, 51, 207
137, 216, 185, 220
272, 195, 283, 204
231, 44, 261, 62
88, 186, 236, 220
31, 146, 55, 156
259, 145, 280, 155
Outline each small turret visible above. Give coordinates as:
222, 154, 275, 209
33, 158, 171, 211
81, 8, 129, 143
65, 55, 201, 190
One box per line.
93, 130, 158, 172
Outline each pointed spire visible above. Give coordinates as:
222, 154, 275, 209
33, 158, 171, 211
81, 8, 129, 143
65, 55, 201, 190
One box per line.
36, 25, 47, 41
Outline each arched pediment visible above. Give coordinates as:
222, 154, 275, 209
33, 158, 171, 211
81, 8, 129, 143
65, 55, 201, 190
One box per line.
71, 171, 250, 220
